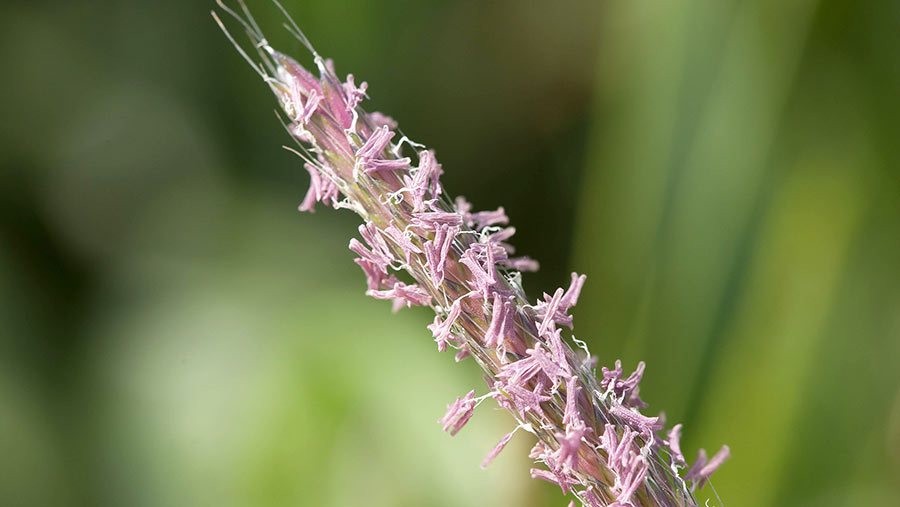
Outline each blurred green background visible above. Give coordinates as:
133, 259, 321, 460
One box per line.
1, 1, 898, 506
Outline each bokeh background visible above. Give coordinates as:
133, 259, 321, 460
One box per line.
2, 0, 899, 506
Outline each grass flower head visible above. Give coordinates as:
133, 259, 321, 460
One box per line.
213, 2, 728, 504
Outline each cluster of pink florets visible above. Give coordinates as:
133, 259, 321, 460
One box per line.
213, 3, 728, 503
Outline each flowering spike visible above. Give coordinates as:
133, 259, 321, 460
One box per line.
214, 6, 727, 504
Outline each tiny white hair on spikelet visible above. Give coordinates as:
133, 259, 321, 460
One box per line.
213, 2, 729, 505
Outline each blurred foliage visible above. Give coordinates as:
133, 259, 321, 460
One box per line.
574, 0, 900, 505
1, 1, 898, 506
